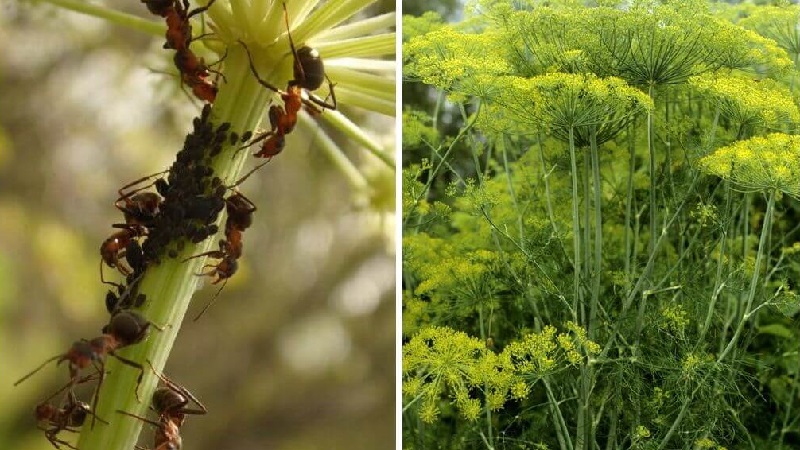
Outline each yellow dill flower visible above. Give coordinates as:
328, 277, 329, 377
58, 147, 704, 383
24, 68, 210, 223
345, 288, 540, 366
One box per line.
698, 133, 800, 199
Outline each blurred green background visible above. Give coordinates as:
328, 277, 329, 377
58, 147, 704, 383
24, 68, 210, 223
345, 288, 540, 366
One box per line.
0, 1, 396, 449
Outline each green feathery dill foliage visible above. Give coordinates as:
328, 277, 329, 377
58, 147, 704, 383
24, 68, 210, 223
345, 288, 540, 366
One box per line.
483, 73, 652, 144
698, 133, 800, 198
401, 161, 451, 227
738, 4, 800, 59
689, 74, 800, 136
402, 110, 440, 149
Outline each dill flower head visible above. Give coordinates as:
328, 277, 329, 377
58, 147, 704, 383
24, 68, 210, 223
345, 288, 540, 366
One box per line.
689, 74, 800, 130
698, 133, 800, 199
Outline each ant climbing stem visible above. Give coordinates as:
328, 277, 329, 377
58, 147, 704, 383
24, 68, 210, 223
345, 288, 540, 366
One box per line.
35, 373, 110, 449
145, 359, 207, 421
116, 361, 206, 450
181, 188, 257, 321
14, 309, 166, 429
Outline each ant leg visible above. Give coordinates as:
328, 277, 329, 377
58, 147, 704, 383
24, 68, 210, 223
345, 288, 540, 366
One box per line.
229, 161, 270, 188
238, 130, 272, 150
238, 40, 283, 93
100, 259, 125, 289
46, 434, 78, 450
116, 410, 161, 428
186, 0, 217, 19
117, 170, 170, 199
182, 250, 224, 263
90, 361, 106, 429
110, 353, 146, 402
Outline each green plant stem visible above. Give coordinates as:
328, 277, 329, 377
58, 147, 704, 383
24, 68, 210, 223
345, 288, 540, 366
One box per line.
646, 84, 657, 267
77, 45, 270, 450
568, 127, 582, 323
717, 191, 775, 363
624, 121, 635, 287
588, 129, 601, 338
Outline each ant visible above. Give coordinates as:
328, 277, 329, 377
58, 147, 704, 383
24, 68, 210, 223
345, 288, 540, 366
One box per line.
174, 48, 223, 103
117, 361, 206, 450
35, 374, 107, 450
14, 310, 161, 428
100, 224, 147, 279
115, 170, 170, 228
164, 0, 216, 51
140, 0, 216, 51
238, 3, 337, 159
182, 190, 257, 320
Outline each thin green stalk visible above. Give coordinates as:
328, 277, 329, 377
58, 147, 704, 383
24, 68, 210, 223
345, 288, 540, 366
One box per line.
718, 191, 775, 363
545, 378, 574, 450
624, 121, 636, 290
588, 128, 602, 338
77, 46, 270, 450
647, 84, 657, 260
538, 132, 559, 235
568, 126, 582, 323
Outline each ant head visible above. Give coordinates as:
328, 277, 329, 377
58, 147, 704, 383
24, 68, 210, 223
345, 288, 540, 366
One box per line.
69, 403, 91, 425
152, 386, 187, 416
107, 310, 150, 346
141, 0, 173, 17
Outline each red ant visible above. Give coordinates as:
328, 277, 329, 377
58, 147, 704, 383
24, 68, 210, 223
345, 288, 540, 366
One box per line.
34, 374, 107, 450
100, 225, 148, 279
140, 0, 216, 51
174, 48, 224, 103
115, 170, 169, 228
238, 3, 337, 159
182, 190, 257, 320
14, 310, 161, 428
117, 361, 206, 450
140, 0, 222, 103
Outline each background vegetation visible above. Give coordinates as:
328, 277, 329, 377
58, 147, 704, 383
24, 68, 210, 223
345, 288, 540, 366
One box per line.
1, 1, 395, 449
402, 1, 800, 449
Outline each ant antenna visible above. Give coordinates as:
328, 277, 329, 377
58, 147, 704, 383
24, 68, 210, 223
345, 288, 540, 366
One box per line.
193, 279, 228, 321
14, 355, 62, 386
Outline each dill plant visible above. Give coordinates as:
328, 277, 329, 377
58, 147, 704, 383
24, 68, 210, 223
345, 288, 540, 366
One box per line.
403, 0, 800, 449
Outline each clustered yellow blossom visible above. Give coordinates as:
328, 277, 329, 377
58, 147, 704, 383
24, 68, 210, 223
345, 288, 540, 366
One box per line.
403, 322, 598, 423
404, 26, 509, 97
689, 74, 800, 129
698, 133, 800, 199
659, 304, 690, 337
484, 73, 652, 140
